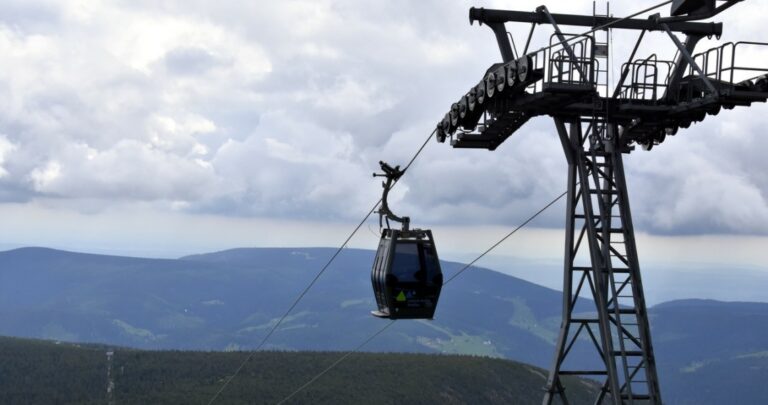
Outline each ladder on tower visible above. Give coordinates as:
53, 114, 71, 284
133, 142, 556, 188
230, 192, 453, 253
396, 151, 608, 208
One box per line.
593, 1, 611, 99
543, 119, 662, 405
591, 1, 611, 148
586, 139, 660, 403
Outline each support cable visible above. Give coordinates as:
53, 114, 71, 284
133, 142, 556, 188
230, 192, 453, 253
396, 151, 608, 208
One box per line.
274, 188, 569, 404
206, 129, 435, 405
531, 1, 673, 56
276, 320, 397, 405
443, 189, 568, 285
205, 8, 667, 397
266, 3, 694, 404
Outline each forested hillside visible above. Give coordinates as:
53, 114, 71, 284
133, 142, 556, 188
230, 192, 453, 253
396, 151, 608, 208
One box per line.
0, 336, 598, 404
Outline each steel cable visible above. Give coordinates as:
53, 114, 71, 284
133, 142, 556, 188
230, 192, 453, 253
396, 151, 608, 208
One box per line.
442, 189, 568, 285
275, 320, 397, 405
209, 3, 671, 402
206, 129, 435, 404
530, 1, 673, 56
274, 188, 569, 404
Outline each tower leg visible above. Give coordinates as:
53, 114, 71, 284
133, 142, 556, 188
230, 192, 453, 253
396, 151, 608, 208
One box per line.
543, 118, 662, 404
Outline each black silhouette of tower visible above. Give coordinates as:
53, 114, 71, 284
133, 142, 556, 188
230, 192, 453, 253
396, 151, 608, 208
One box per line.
435, 1, 766, 403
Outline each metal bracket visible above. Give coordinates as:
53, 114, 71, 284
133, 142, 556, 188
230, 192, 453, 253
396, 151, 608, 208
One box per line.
373, 161, 410, 232
661, 0, 743, 23
657, 17, 719, 96
470, 12, 515, 63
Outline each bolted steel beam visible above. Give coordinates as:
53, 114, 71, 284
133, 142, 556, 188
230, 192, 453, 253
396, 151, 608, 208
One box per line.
469, 7, 722, 36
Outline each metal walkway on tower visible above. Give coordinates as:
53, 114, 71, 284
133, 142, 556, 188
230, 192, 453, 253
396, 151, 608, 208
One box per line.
437, 2, 768, 152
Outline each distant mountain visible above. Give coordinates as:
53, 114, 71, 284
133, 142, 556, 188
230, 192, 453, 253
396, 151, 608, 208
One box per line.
0, 246, 576, 366
0, 247, 766, 404
0, 336, 599, 404
651, 299, 768, 405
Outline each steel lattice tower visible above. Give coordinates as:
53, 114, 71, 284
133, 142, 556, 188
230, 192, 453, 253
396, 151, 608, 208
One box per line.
434, 1, 767, 403
544, 120, 661, 403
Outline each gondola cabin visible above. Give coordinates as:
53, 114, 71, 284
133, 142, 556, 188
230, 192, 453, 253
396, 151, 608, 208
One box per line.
370, 228, 443, 319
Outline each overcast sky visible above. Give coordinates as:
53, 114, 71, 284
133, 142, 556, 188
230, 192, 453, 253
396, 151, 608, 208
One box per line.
1, 0, 768, 298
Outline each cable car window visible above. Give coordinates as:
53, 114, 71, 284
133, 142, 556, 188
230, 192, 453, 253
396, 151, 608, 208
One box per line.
390, 242, 421, 283
422, 242, 439, 281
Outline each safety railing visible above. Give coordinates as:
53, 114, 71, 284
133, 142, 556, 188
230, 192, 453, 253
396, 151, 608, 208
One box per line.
547, 34, 595, 86
619, 55, 674, 101
523, 34, 596, 94
692, 41, 768, 85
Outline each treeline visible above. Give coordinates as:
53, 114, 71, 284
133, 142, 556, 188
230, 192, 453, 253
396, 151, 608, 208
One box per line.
0, 336, 597, 404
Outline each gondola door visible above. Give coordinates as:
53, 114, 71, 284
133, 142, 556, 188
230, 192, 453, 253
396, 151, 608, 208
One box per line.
371, 229, 394, 318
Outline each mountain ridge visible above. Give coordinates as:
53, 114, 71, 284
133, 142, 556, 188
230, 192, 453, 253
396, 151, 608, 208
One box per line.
0, 246, 766, 404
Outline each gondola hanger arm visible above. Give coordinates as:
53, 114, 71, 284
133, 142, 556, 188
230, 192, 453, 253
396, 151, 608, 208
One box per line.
373, 161, 410, 232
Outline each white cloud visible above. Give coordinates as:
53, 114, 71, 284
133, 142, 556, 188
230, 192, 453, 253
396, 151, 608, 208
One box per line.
147, 114, 214, 156
23, 139, 222, 205
0, 0, 766, 238
28, 159, 60, 191
0, 135, 16, 178
207, 110, 378, 218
